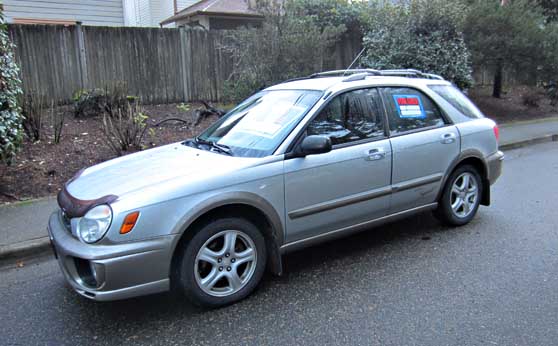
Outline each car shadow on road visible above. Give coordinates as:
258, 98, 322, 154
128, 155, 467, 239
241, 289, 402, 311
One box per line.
67, 211, 465, 324
280, 211, 452, 275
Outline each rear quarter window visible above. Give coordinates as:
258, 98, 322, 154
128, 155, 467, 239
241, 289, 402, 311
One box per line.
429, 85, 484, 119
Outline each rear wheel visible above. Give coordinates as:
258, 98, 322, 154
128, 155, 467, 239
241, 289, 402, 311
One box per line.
435, 165, 483, 226
175, 218, 267, 308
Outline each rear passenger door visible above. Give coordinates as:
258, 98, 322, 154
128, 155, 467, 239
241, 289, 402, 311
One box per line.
380, 87, 460, 213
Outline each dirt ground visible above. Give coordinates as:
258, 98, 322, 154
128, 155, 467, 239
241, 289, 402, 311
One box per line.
0, 103, 219, 203
1, 86, 557, 203
468, 86, 558, 123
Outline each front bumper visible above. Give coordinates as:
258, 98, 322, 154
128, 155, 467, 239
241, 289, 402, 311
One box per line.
47, 211, 178, 301
487, 150, 504, 185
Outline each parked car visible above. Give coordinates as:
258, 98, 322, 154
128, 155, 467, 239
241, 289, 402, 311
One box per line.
48, 69, 504, 307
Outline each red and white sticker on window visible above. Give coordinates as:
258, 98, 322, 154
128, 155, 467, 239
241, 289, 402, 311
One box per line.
392, 94, 426, 119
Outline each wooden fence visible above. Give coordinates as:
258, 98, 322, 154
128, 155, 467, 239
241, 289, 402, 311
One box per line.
8, 24, 361, 104
472, 65, 537, 87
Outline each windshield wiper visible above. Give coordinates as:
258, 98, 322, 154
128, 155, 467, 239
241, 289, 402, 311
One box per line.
193, 136, 233, 156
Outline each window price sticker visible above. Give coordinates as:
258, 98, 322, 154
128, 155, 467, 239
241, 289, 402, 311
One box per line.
393, 95, 426, 119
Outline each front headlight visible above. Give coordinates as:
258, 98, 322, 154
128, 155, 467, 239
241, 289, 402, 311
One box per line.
77, 205, 112, 243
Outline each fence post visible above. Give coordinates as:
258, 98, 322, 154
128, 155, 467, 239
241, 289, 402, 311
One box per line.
179, 26, 189, 102
75, 22, 88, 89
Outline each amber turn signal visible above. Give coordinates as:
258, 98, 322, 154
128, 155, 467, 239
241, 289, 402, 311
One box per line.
120, 211, 140, 234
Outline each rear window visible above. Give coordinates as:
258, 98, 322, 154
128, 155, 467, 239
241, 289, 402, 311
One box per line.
429, 85, 484, 119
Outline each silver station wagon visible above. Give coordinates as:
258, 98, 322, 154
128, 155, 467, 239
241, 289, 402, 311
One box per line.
48, 69, 504, 307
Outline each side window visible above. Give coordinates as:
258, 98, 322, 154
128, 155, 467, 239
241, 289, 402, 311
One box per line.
381, 87, 445, 135
307, 88, 385, 146
428, 84, 484, 119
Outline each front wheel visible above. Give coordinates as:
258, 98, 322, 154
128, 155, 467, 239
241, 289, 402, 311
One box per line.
175, 218, 267, 308
435, 165, 483, 226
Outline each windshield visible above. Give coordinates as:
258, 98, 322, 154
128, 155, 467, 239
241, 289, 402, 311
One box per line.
196, 90, 322, 157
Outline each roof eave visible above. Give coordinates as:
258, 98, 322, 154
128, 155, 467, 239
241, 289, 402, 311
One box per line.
160, 11, 263, 26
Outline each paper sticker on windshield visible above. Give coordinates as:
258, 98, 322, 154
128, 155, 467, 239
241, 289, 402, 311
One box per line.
393, 95, 426, 119
237, 120, 282, 138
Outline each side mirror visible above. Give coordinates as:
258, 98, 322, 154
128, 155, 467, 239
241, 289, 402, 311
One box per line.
299, 135, 332, 156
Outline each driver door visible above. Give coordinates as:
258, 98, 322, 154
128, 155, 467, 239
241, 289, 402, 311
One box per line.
283, 88, 392, 244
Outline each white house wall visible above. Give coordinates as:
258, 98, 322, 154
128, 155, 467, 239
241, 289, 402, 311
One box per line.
4, 0, 200, 27
3, 0, 125, 26
155, 0, 198, 27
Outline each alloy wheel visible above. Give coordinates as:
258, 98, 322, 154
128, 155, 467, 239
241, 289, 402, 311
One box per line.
450, 172, 479, 218
194, 230, 257, 297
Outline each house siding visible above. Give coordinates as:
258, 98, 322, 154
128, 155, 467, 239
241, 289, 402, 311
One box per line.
177, 0, 197, 12
3, 0, 125, 26
123, 0, 198, 27
156, 0, 198, 27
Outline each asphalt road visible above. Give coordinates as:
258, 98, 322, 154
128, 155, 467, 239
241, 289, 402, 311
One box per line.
1, 142, 558, 346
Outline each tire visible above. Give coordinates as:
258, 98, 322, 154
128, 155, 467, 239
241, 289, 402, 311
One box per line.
434, 165, 483, 226
175, 217, 267, 308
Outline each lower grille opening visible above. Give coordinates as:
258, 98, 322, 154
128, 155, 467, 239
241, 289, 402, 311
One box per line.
74, 258, 98, 288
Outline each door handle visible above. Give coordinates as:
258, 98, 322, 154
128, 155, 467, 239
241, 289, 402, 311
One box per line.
365, 148, 386, 161
441, 133, 457, 144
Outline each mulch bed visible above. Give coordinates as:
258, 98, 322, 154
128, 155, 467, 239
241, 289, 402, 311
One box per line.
469, 86, 558, 123
0, 103, 219, 203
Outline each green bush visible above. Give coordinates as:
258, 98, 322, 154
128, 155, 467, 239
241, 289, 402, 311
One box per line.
0, 10, 23, 165
463, 0, 547, 97
361, 0, 473, 89
73, 82, 138, 118
286, 0, 365, 32
73, 88, 107, 118
536, 0, 558, 23
219, 1, 345, 103
541, 22, 558, 105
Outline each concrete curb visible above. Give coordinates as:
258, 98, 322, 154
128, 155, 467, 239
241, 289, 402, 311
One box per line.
499, 134, 558, 151
0, 195, 55, 207
1, 132, 558, 263
0, 237, 52, 262
498, 117, 558, 128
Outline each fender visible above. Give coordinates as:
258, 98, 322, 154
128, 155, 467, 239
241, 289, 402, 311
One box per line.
170, 191, 285, 275
437, 149, 490, 205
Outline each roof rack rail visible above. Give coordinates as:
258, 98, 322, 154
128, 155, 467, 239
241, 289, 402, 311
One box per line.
309, 69, 382, 78
282, 68, 445, 84
379, 69, 444, 80
342, 72, 374, 82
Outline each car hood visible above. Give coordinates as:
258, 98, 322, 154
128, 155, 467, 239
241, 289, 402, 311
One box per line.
66, 142, 259, 200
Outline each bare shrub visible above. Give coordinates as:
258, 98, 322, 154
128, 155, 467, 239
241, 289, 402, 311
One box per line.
102, 101, 148, 156
49, 100, 65, 144
73, 88, 106, 118
21, 92, 47, 142
73, 81, 137, 119
544, 81, 557, 106
104, 81, 138, 118
522, 89, 542, 108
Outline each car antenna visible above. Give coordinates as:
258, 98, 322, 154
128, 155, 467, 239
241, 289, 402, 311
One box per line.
342, 47, 367, 76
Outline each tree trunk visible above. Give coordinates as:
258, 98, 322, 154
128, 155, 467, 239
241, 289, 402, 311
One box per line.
492, 0, 508, 98
493, 63, 503, 98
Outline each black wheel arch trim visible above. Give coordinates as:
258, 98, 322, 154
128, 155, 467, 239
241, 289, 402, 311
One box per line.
439, 149, 491, 206
170, 192, 284, 276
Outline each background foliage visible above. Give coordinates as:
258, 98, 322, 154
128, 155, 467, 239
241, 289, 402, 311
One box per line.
463, 0, 548, 97
0, 8, 23, 165
360, 0, 473, 89
220, 1, 345, 102
536, 0, 558, 22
